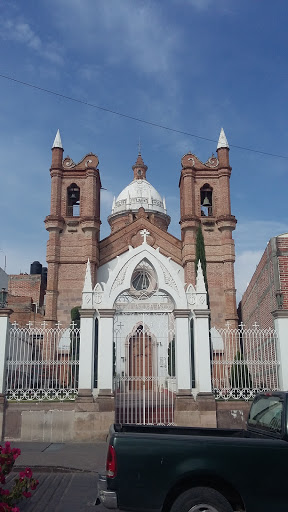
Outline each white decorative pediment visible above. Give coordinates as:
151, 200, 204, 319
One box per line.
158, 261, 178, 293
111, 261, 130, 292
101, 243, 187, 309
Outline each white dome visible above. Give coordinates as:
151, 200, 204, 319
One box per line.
111, 179, 167, 216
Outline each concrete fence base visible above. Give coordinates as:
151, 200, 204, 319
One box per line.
2, 397, 251, 442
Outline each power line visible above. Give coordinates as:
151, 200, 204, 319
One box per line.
0, 72, 287, 160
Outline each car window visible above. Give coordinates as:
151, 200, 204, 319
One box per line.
248, 396, 283, 433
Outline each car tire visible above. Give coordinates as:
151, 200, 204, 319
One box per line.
170, 486, 233, 512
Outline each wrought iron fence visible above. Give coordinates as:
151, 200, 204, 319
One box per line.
211, 323, 280, 401
6, 322, 80, 401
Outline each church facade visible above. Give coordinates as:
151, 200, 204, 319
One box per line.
45, 128, 238, 331
44, 129, 238, 425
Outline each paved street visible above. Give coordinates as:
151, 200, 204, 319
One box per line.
9, 471, 100, 512
5, 442, 119, 512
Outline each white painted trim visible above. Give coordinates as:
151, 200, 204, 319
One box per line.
99, 244, 188, 310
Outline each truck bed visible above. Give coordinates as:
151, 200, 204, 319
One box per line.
114, 423, 249, 438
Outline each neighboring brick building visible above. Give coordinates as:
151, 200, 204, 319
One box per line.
8, 263, 47, 326
240, 233, 288, 329
45, 128, 238, 329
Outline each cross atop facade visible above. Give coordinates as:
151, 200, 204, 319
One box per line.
138, 136, 141, 155
140, 229, 150, 244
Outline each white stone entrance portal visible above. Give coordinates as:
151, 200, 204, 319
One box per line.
80, 236, 212, 425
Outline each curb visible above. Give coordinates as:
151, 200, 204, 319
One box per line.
12, 465, 98, 474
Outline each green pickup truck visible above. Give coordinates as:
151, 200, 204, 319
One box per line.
98, 392, 288, 512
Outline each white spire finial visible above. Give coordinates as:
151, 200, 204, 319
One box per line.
52, 129, 63, 149
196, 260, 206, 293
83, 258, 93, 293
217, 127, 229, 150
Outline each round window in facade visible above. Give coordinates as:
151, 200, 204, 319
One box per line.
130, 260, 157, 298
132, 270, 150, 291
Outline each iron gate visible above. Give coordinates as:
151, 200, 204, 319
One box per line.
113, 311, 176, 424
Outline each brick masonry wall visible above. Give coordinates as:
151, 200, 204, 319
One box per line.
7, 295, 45, 327
180, 152, 237, 330
278, 235, 288, 310
9, 274, 43, 304
240, 237, 285, 329
57, 263, 86, 325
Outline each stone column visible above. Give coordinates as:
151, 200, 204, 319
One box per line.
193, 308, 212, 393
272, 310, 288, 390
0, 309, 13, 439
194, 308, 216, 427
174, 309, 191, 391
174, 310, 196, 425
77, 309, 96, 401
97, 309, 115, 393
96, 309, 115, 413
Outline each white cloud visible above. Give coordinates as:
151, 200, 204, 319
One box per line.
50, 0, 180, 77
0, 18, 63, 64
185, 0, 213, 10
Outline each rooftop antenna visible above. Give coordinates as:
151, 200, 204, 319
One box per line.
138, 136, 142, 155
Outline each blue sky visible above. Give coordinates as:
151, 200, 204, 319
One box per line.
1, 0, 288, 303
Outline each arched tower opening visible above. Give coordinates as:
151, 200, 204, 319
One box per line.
67, 183, 80, 217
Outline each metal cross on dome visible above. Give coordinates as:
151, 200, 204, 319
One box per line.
140, 229, 150, 244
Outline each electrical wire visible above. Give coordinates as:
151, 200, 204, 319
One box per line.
0, 72, 287, 159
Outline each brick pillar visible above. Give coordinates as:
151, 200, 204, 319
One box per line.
50, 169, 63, 216
45, 147, 64, 324
179, 160, 199, 286
218, 221, 238, 328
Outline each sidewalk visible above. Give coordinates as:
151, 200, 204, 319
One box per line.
12, 441, 107, 473
7, 442, 110, 512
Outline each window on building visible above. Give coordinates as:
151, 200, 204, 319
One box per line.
200, 184, 213, 217
67, 184, 80, 217
130, 260, 157, 298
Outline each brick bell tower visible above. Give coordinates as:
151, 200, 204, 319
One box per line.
45, 130, 101, 325
180, 128, 238, 329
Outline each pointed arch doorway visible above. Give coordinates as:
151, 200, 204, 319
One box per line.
129, 325, 153, 392
113, 307, 176, 425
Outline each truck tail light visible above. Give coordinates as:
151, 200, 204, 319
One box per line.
106, 445, 117, 478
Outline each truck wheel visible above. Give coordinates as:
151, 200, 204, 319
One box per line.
170, 487, 233, 512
